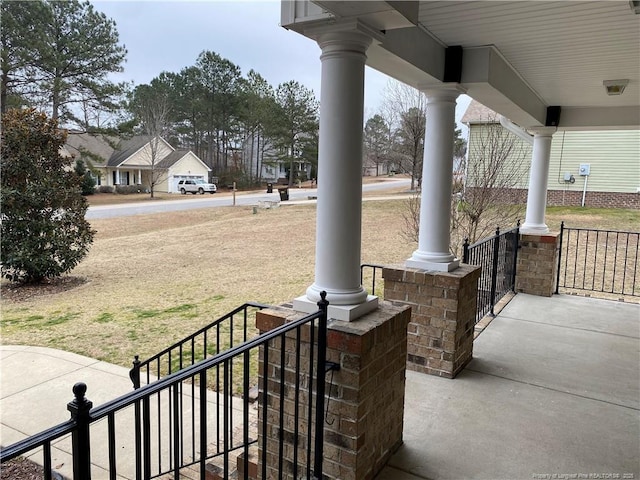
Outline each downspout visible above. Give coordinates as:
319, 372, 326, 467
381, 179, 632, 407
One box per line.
499, 115, 534, 145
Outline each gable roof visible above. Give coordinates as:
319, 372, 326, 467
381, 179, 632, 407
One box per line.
157, 149, 190, 169
461, 100, 500, 125
63, 131, 118, 166
107, 136, 159, 167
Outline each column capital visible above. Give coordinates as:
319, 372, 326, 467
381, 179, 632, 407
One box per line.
417, 83, 467, 100
528, 126, 557, 137
306, 19, 383, 51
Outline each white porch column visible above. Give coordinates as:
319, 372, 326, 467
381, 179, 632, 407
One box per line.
521, 128, 555, 234
406, 86, 464, 272
293, 25, 379, 321
137, 169, 142, 185
115, 169, 120, 185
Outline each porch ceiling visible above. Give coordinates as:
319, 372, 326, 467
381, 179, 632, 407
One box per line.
284, 0, 640, 130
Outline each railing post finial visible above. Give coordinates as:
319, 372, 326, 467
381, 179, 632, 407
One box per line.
317, 290, 328, 312
130, 355, 141, 389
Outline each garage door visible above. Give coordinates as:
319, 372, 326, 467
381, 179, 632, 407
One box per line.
170, 174, 205, 193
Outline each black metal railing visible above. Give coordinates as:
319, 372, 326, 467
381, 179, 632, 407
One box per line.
0, 295, 331, 480
360, 263, 386, 297
556, 223, 639, 297
130, 302, 271, 389
463, 223, 520, 322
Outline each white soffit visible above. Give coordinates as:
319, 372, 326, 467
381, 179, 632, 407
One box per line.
417, 1, 640, 110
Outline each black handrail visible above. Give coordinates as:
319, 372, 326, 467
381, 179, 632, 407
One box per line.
131, 301, 271, 388
556, 224, 639, 297
1, 297, 330, 480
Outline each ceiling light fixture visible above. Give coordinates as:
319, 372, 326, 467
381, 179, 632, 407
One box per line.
603, 79, 629, 96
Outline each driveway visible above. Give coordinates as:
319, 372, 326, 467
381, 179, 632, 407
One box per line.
86, 178, 411, 219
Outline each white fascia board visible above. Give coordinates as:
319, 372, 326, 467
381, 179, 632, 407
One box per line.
280, 0, 333, 32
461, 47, 547, 128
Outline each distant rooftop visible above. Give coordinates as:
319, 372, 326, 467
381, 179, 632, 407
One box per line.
461, 100, 500, 125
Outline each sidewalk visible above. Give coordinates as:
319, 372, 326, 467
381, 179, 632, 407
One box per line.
1, 345, 135, 448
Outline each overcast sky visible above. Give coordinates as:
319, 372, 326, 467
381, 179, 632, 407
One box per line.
92, 0, 470, 129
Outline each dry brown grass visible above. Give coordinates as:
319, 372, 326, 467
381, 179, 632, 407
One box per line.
0, 200, 412, 368
1, 200, 637, 368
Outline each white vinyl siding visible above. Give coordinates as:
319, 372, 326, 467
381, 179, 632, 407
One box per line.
548, 130, 640, 194
465, 123, 532, 189
467, 125, 640, 194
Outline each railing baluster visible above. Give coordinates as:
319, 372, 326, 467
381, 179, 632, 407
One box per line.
622, 233, 631, 295
216, 322, 221, 454
585, 232, 596, 290
611, 232, 620, 293
223, 359, 230, 480
143, 396, 151, 480
278, 332, 286, 476
108, 412, 116, 480
306, 313, 316, 480
293, 325, 302, 479
243, 350, 250, 480
200, 371, 208, 480
632, 233, 639, 296
43, 441, 52, 480
172, 384, 181, 478
261, 341, 269, 480
134, 399, 142, 480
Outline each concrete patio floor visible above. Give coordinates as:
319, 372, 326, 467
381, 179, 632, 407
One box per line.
378, 293, 640, 480
2, 293, 638, 479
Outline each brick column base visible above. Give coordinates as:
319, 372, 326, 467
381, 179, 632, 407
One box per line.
256, 301, 411, 480
516, 233, 560, 297
383, 264, 480, 379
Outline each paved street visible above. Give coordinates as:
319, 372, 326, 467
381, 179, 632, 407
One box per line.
86, 178, 411, 219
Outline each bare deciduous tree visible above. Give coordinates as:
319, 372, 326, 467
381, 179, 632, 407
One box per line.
381, 80, 427, 190
132, 86, 171, 198
461, 116, 530, 243
400, 115, 529, 257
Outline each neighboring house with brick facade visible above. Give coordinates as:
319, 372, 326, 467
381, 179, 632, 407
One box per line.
462, 100, 640, 209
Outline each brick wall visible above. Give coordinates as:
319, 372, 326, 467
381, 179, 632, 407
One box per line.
465, 187, 639, 209
382, 264, 481, 378
515, 233, 560, 297
255, 302, 411, 480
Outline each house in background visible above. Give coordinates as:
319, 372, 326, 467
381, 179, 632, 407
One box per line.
462, 100, 640, 209
63, 133, 211, 193
239, 133, 315, 184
